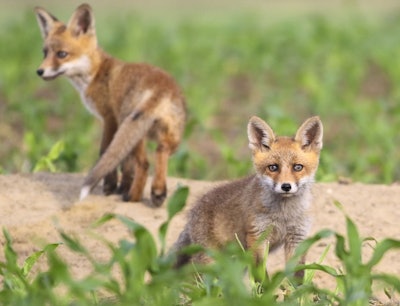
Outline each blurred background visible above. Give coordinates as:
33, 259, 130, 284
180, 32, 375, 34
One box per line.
0, 0, 399, 183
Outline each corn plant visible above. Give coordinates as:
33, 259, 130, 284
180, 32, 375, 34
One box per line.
286, 202, 400, 305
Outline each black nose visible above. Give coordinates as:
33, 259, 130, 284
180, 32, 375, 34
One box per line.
281, 183, 292, 192
36, 69, 44, 76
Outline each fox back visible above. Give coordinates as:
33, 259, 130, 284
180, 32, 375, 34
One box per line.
35, 4, 186, 206
173, 116, 323, 278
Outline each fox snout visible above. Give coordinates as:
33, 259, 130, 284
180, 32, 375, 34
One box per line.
35, 65, 64, 81
36, 68, 45, 77
281, 183, 292, 192
276, 182, 299, 196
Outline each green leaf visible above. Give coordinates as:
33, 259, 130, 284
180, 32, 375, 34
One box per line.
334, 232, 348, 261
33, 140, 65, 173
159, 185, 189, 255
372, 274, 400, 292
298, 263, 340, 277
345, 215, 362, 263
294, 229, 335, 258
60, 231, 88, 254
47, 140, 65, 160
304, 243, 331, 285
367, 238, 400, 269
91, 213, 116, 228
115, 215, 158, 268
167, 185, 189, 221
21, 243, 61, 277
3, 228, 18, 269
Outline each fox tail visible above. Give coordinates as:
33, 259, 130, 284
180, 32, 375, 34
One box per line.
80, 111, 154, 200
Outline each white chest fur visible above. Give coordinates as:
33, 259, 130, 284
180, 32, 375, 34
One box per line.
68, 75, 102, 122
64, 55, 103, 121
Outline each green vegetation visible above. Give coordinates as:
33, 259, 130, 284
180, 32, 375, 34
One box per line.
0, 187, 399, 305
0, 9, 399, 183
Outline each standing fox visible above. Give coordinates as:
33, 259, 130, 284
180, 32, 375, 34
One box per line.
173, 116, 323, 278
35, 4, 186, 206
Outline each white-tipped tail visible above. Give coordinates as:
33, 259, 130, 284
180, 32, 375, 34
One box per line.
80, 185, 91, 201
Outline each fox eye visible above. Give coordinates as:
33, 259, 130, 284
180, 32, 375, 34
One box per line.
43, 48, 48, 58
268, 164, 279, 172
293, 164, 303, 172
56, 51, 68, 59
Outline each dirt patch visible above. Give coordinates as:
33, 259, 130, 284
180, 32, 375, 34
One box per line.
0, 173, 399, 301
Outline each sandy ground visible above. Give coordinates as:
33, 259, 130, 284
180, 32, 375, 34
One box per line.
0, 173, 399, 302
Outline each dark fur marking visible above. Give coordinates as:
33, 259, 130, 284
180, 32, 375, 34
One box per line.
132, 111, 143, 120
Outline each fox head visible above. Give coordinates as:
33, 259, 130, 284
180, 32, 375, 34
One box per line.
35, 4, 97, 81
248, 116, 323, 197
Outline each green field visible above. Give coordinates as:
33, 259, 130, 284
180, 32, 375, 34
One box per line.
1, 2, 400, 183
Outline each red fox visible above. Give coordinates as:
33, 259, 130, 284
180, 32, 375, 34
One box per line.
35, 4, 186, 206
173, 116, 323, 278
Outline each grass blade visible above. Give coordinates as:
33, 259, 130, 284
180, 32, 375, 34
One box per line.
22, 243, 61, 277
159, 185, 189, 255
367, 238, 400, 269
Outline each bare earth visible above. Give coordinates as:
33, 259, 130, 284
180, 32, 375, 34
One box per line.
0, 173, 399, 302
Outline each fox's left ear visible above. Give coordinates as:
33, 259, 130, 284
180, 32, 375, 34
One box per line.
295, 116, 323, 151
67, 3, 96, 37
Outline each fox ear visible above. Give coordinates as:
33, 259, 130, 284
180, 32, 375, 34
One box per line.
35, 7, 58, 39
248, 116, 275, 151
67, 3, 96, 37
295, 116, 323, 150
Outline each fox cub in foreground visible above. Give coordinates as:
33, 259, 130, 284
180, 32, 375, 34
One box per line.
174, 116, 323, 278
35, 4, 186, 206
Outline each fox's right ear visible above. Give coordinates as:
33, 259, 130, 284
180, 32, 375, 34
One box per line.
295, 116, 323, 151
248, 116, 275, 151
35, 7, 58, 39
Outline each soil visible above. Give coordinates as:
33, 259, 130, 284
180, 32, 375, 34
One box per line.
0, 173, 399, 303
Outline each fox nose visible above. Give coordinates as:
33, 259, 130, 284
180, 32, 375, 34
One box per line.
36, 69, 44, 76
281, 183, 292, 192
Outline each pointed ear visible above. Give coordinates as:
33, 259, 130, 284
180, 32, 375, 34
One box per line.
248, 116, 275, 151
295, 116, 323, 150
67, 4, 96, 37
35, 7, 58, 39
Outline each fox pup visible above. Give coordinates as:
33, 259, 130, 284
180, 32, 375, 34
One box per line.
35, 4, 186, 206
173, 116, 323, 278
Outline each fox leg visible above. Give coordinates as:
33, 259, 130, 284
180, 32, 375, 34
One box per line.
285, 228, 307, 280
245, 228, 269, 265
285, 244, 306, 280
246, 232, 268, 282
101, 119, 118, 195
118, 153, 134, 195
123, 139, 149, 202
151, 144, 170, 207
